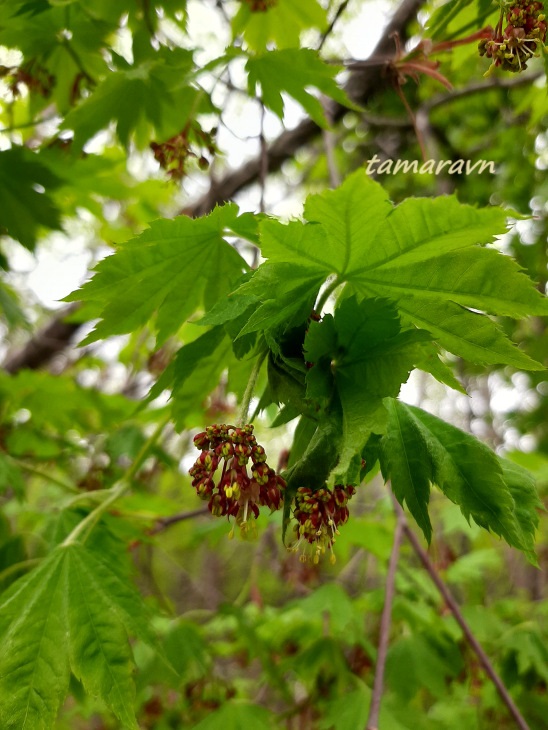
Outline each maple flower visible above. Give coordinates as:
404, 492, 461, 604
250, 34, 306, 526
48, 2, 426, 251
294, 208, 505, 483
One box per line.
290, 484, 356, 565
479, 0, 546, 73
189, 423, 285, 539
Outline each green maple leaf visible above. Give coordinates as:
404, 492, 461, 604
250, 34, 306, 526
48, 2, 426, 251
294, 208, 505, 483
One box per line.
304, 297, 429, 481
0, 541, 165, 730
0, 147, 62, 250
66, 204, 257, 343
232, 0, 326, 51
62, 49, 198, 150
246, 49, 357, 128
380, 399, 541, 560
170, 327, 235, 429
260, 169, 547, 370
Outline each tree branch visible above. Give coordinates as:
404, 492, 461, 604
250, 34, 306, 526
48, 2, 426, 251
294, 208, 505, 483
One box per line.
3, 303, 81, 374
392, 497, 531, 730
366, 514, 405, 730
1, 0, 425, 374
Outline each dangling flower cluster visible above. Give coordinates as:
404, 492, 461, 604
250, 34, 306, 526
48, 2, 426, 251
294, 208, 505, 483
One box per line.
243, 0, 277, 11
189, 424, 285, 539
291, 485, 356, 565
479, 0, 546, 72
150, 123, 215, 180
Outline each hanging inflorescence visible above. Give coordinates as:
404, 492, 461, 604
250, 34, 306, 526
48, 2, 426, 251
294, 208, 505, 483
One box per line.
189, 424, 285, 539
479, 0, 546, 72
290, 485, 356, 565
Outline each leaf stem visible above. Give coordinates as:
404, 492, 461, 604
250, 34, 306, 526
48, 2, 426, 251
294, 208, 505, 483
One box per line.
62, 414, 170, 547
366, 513, 405, 730
0, 558, 41, 584
315, 277, 341, 315
236, 352, 266, 427
13, 459, 80, 494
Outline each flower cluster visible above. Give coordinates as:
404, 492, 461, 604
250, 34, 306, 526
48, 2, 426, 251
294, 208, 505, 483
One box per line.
291, 484, 356, 565
243, 0, 277, 11
150, 124, 215, 180
244, 0, 278, 13
479, 0, 546, 72
0, 61, 54, 98
189, 424, 285, 539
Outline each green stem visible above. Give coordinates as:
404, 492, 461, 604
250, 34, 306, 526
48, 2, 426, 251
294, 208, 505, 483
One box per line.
62, 414, 170, 547
14, 459, 80, 494
62, 40, 95, 85
61, 489, 111, 510
315, 276, 342, 315
237, 352, 267, 427
0, 558, 41, 584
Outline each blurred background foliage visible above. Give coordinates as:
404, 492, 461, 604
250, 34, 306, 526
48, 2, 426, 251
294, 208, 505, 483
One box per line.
0, 0, 548, 727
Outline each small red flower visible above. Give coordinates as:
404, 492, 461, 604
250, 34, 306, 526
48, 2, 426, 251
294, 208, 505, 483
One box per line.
290, 484, 356, 564
189, 423, 285, 538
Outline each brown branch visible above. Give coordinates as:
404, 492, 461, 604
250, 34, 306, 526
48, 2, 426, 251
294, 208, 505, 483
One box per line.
3, 303, 81, 374
189, 0, 425, 217
2, 0, 426, 374
148, 507, 209, 535
392, 497, 531, 730
366, 514, 405, 730
318, 0, 352, 52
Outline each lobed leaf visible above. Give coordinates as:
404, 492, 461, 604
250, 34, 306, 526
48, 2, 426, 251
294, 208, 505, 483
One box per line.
0, 542, 166, 730
380, 400, 541, 558
66, 204, 255, 343
246, 49, 357, 128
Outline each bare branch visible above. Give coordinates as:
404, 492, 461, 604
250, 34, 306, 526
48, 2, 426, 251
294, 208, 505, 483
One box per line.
366, 514, 405, 730
392, 497, 531, 730
3, 303, 81, 374
1, 0, 427, 373
148, 507, 209, 535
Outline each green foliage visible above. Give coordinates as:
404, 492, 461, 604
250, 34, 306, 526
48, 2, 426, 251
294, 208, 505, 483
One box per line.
66, 204, 257, 344
0, 0, 547, 728
246, 49, 357, 127
0, 147, 62, 249
232, 0, 327, 50
0, 540, 161, 729
380, 400, 542, 561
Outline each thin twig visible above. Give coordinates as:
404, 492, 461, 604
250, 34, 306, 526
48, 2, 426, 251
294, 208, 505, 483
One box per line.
318, 0, 352, 51
366, 515, 405, 730
62, 414, 170, 546
392, 497, 530, 730
258, 101, 268, 214
322, 99, 341, 187
148, 507, 209, 534
423, 71, 542, 113
14, 459, 80, 494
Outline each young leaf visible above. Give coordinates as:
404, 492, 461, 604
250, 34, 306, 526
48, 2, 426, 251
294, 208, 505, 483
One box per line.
246, 49, 357, 128
381, 400, 540, 557
305, 298, 430, 479
65, 204, 255, 343
62, 49, 196, 150
380, 398, 434, 542
232, 0, 326, 51
0, 147, 62, 250
263, 170, 546, 370
0, 550, 70, 730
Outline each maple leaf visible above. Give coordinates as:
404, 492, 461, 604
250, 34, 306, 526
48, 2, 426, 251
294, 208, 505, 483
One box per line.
66, 204, 257, 344
0, 541, 168, 729
380, 399, 542, 560
232, 0, 327, 51
0, 147, 62, 250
